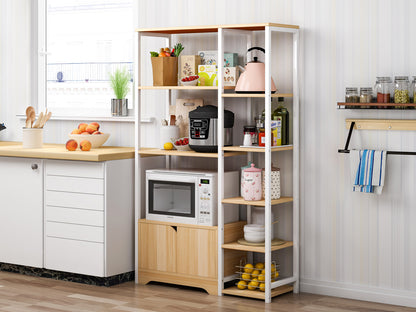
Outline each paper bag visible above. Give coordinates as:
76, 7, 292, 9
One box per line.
151, 57, 178, 86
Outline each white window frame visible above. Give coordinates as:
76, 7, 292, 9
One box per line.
33, 0, 138, 121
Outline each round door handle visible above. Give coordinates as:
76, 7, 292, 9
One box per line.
31, 164, 38, 170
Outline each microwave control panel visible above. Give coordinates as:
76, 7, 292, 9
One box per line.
198, 178, 213, 225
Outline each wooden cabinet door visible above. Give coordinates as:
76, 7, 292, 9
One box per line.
0, 157, 43, 267
176, 227, 217, 279
138, 222, 176, 273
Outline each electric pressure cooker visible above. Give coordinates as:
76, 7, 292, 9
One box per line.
188, 105, 234, 153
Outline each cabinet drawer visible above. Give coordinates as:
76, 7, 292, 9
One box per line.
45, 191, 104, 211
46, 160, 104, 179
45, 176, 104, 195
45, 206, 104, 227
46, 221, 104, 243
45, 237, 104, 277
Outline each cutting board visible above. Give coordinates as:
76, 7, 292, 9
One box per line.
169, 99, 204, 137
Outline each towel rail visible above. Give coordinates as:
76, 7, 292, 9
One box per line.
338, 119, 416, 155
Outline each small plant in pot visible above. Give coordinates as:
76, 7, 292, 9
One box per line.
109, 67, 131, 116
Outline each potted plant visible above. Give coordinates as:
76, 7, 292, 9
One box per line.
109, 67, 131, 116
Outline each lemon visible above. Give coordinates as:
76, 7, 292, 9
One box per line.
259, 283, 265, 292
163, 142, 174, 150
271, 264, 276, 273
247, 278, 259, 290
243, 263, 254, 274
274, 271, 279, 279
258, 273, 265, 282
241, 273, 251, 281
255, 262, 265, 270
251, 269, 260, 278
237, 280, 247, 290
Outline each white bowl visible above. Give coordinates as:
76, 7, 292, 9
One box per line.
180, 76, 199, 86
68, 133, 110, 148
244, 224, 265, 243
171, 137, 191, 151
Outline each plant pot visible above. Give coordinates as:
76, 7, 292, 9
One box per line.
111, 99, 128, 116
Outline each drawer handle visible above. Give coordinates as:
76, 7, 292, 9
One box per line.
171, 226, 177, 232
31, 164, 38, 170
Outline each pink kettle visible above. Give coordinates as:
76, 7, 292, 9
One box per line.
235, 47, 277, 94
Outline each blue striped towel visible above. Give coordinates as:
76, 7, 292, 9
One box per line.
350, 150, 387, 194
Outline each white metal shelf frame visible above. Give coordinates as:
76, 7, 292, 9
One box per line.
217, 25, 300, 303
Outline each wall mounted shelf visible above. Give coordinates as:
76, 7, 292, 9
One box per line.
337, 102, 416, 109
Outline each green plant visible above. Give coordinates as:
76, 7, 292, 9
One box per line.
109, 67, 131, 99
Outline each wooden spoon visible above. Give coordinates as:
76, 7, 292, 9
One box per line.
40, 111, 52, 128
25, 106, 35, 128
29, 110, 36, 128
33, 112, 43, 128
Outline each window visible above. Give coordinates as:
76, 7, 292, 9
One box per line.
39, 0, 134, 117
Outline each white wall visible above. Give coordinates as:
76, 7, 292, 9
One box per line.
2, 0, 416, 307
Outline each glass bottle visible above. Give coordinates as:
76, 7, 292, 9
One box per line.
359, 87, 372, 109
374, 76, 392, 108
273, 105, 289, 145
394, 76, 410, 107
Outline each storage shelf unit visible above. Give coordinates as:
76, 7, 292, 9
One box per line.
222, 284, 294, 300
138, 147, 245, 158
135, 22, 299, 303
222, 93, 293, 98
138, 86, 235, 90
222, 241, 294, 253
222, 145, 293, 153
222, 196, 294, 206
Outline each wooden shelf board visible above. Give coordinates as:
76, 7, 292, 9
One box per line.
222, 145, 293, 153
222, 93, 293, 98
138, 86, 234, 90
222, 240, 293, 253
138, 148, 244, 158
222, 196, 294, 206
222, 284, 293, 299
136, 23, 299, 35
338, 102, 416, 108
346, 119, 416, 131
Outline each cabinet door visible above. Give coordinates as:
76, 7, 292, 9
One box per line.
138, 222, 176, 273
176, 227, 217, 279
0, 157, 43, 267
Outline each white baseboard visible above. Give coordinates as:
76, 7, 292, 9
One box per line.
300, 279, 416, 308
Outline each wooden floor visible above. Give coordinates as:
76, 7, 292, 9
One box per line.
0, 271, 415, 312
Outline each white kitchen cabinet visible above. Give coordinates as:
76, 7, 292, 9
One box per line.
0, 157, 43, 267
44, 159, 134, 277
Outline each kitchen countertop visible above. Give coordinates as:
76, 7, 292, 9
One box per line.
0, 142, 134, 162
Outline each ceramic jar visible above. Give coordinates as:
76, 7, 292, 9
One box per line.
242, 163, 262, 201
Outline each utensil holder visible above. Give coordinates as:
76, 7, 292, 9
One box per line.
22, 128, 43, 148
160, 125, 179, 149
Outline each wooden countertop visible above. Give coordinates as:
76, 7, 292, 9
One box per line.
0, 142, 134, 162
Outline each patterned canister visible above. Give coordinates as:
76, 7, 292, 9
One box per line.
242, 163, 262, 201
262, 165, 281, 200
240, 161, 254, 196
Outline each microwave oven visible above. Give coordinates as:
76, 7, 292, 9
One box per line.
146, 169, 239, 226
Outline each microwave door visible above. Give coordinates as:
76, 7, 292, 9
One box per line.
148, 180, 195, 218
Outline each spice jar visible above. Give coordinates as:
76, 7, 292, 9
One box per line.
345, 87, 359, 103
360, 87, 373, 103
374, 77, 392, 107
394, 76, 409, 104
411, 76, 416, 104
242, 163, 262, 201
243, 125, 257, 145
